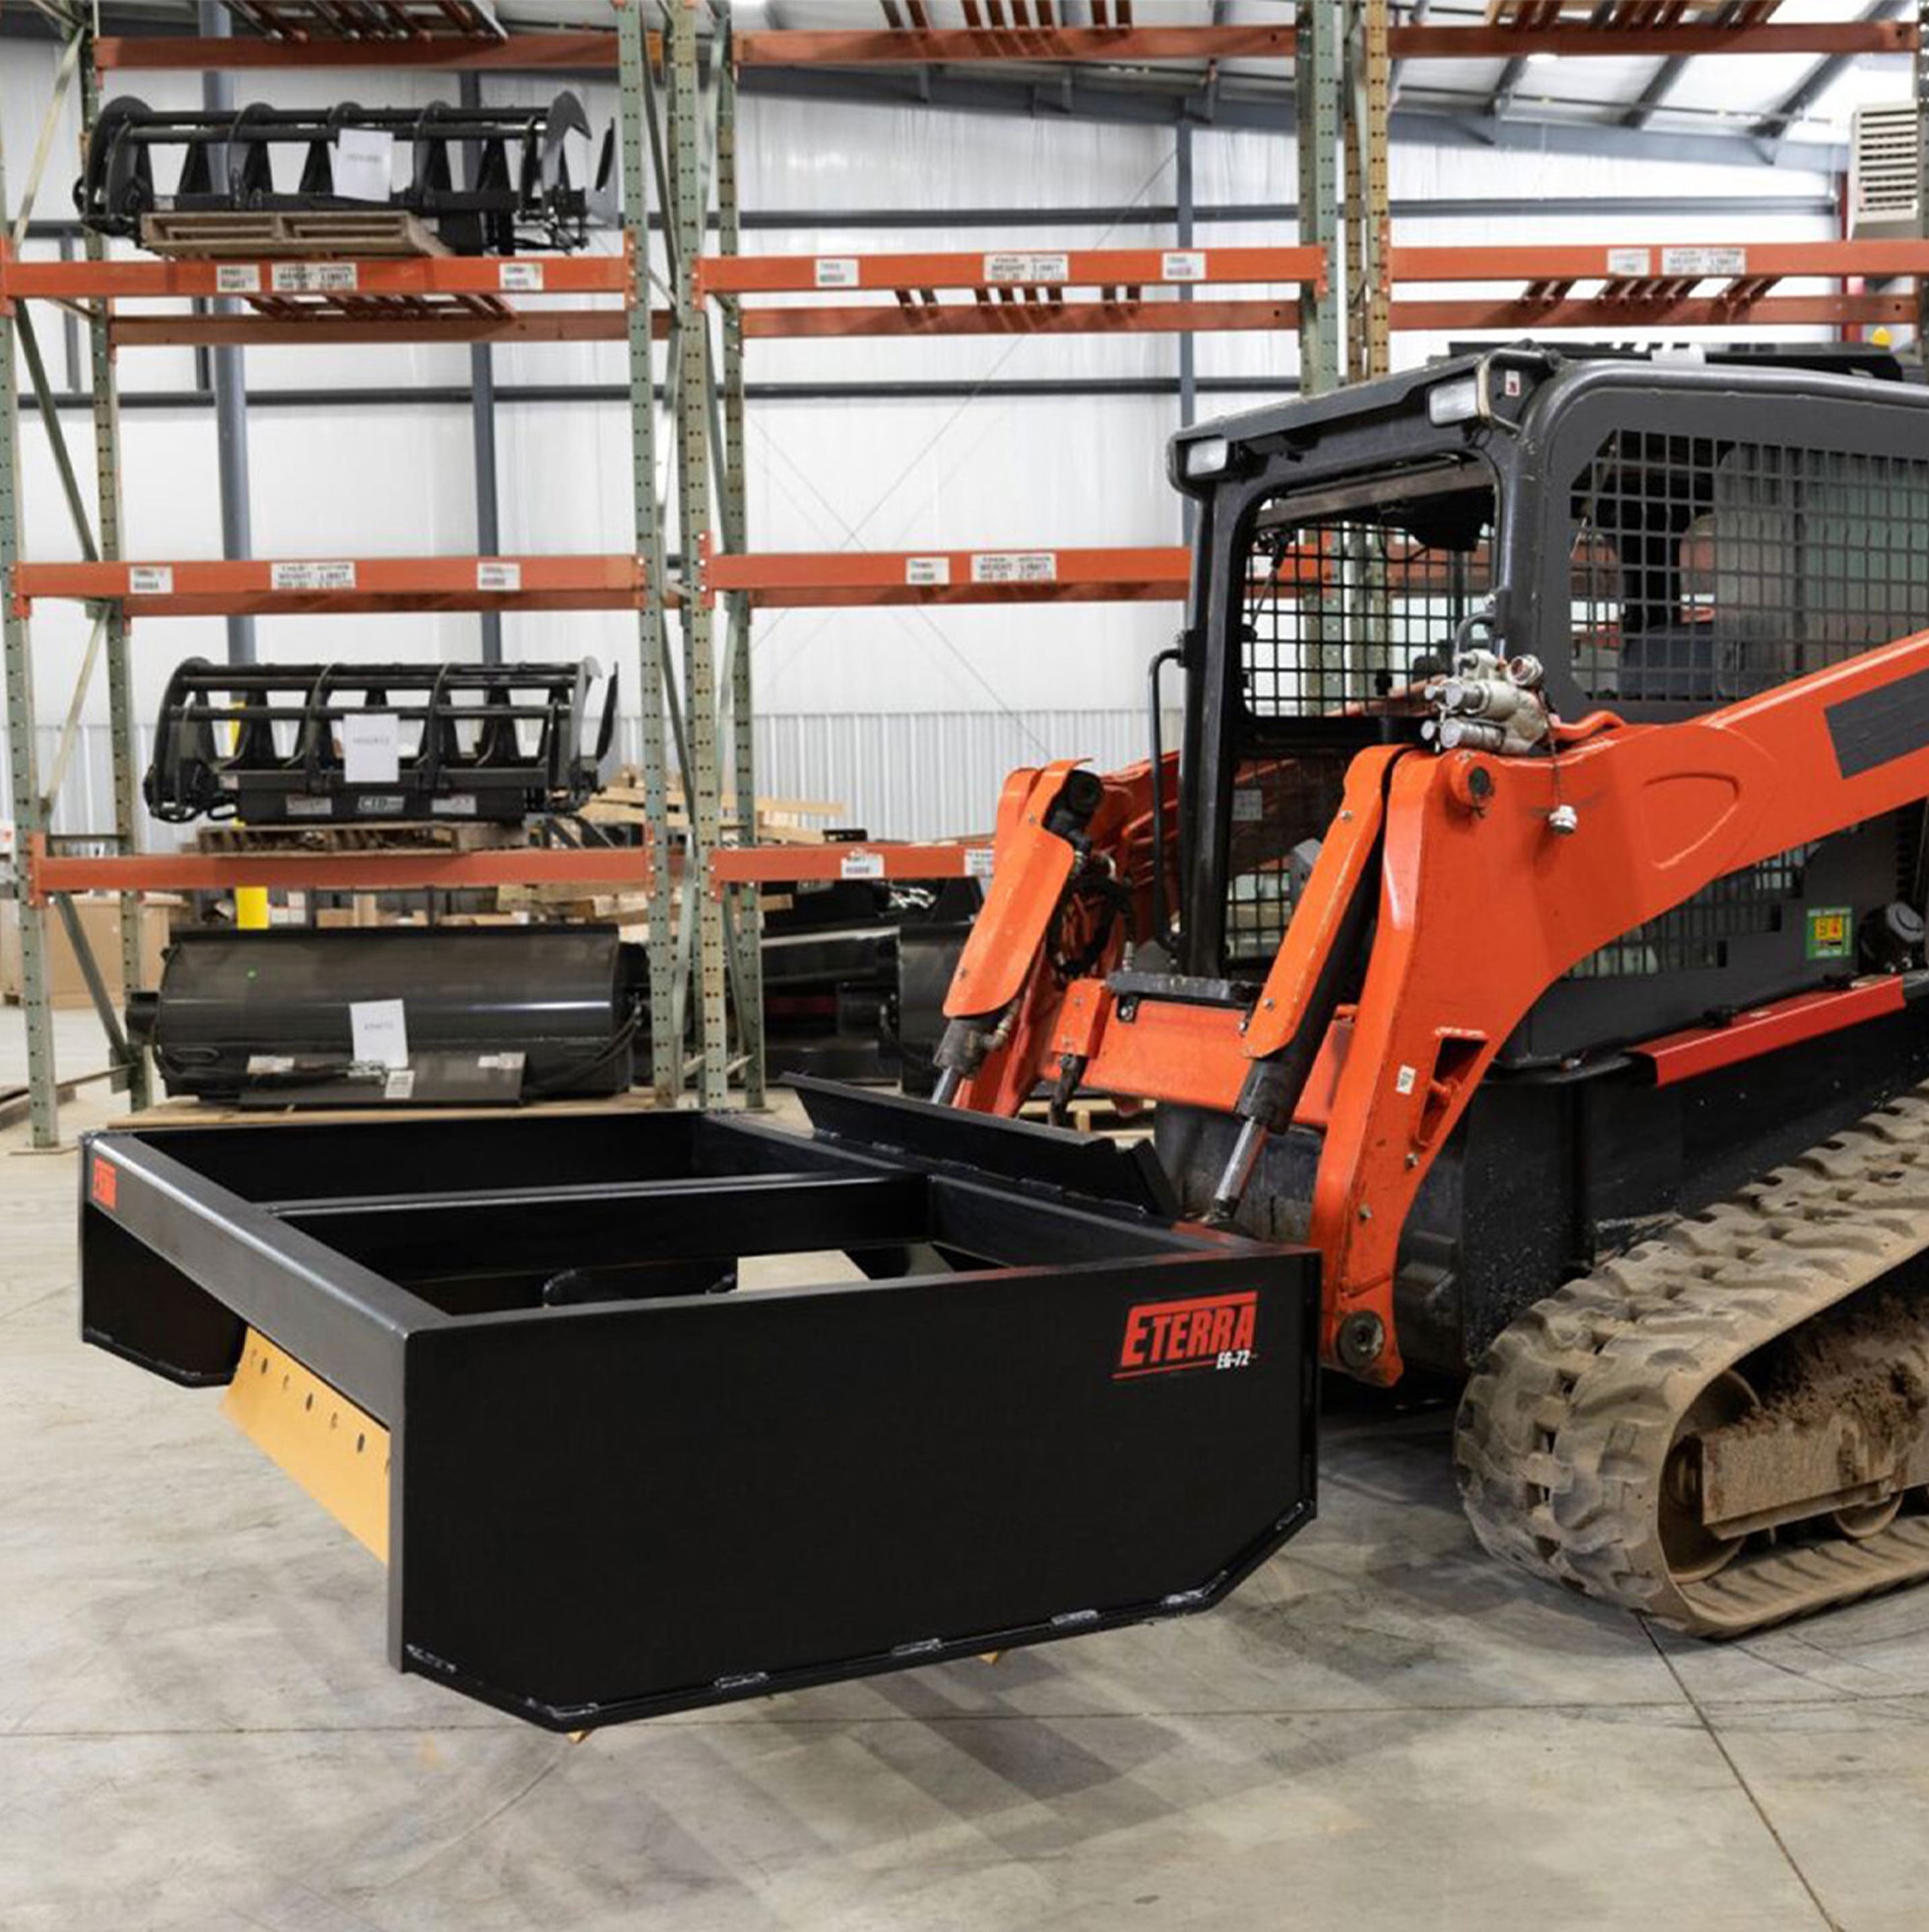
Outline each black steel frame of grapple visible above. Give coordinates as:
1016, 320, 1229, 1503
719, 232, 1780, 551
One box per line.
143, 656, 616, 827
78, 1081, 1319, 1731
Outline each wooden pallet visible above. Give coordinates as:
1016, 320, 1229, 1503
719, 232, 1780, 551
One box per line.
1018, 1094, 1154, 1140
141, 210, 450, 260
192, 819, 519, 856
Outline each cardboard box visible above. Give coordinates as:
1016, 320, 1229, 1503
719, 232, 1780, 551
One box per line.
0, 897, 170, 1010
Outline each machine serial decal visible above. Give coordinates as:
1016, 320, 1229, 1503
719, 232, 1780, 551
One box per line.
1116, 1290, 1258, 1380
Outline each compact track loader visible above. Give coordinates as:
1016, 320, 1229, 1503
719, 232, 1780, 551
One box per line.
78, 346, 1929, 1727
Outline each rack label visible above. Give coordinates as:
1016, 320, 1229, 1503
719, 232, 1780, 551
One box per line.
350, 998, 409, 1070
1161, 250, 1208, 281
964, 845, 996, 879
284, 795, 333, 818
983, 252, 1070, 284
270, 262, 359, 294
970, 550, 1058, 585
245, 1055, 296, 1076
475, 560, 523, 592
1660, 246, 1746, 279
270, 560, 357, 592
497, 261, 544, 292
215, 265, 262, 294
431, 794, 478, 817
342, 713, 402, 786
814, 257, 859, 288
127, 565, 173, 595
840, 849, 886, 881
1604, 248, 1652, 279
904, 555, 952, 587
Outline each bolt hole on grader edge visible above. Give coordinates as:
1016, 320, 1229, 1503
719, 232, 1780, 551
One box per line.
81, 345, 1929, 1725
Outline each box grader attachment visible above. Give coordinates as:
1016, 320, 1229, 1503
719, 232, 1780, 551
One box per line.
78, 346, 1929, 1724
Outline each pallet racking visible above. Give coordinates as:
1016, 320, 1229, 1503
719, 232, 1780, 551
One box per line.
4, 1, 1927, 1146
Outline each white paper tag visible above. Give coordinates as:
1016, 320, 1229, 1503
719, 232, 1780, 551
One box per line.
383, 1068, 416, 1101
430, 793, 478, 817
270, 560, 358, 592
350, 998, 409, 1070
127, 565, 173, 594
331, 127, 394, 203
0, 821, 16, 859
970, 550, 1058, 585
814, 257, 859, 288
215, 264, 262, 294
284, 795, 333, 818
475, 559, 523, 592
1231, 787, 1265, 824
1161, 250, 1208, 281
476, 1051, 527, 1073
1395, 1064, 1418, 1096
1604, 247, 1652, 280
271, 262, 359, 294
983, 251, 1070, 284
904, 555, 952, 587
342, 712, 402, 785
498, 260, 544, 292
840, 849, 886, 881
964, 845, 996, 880
1660, 246, 1747, 279
245, 1054, 296, 1075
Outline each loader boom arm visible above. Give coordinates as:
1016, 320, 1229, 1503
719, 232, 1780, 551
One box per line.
942, 626, 1929, 1383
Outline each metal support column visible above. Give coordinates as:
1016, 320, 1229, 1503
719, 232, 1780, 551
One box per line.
461, 70, 504, 668
198, 0, 256, 668
1345, 0, 1392, 384
618, 0, 681, 1102
1176, 120, 1198, 544
80, 49, 152, 1112
0, 112, 58, 1145
668, 0, 729, 1106
714, 5, 764, 1105
1296, 0, 1343, 397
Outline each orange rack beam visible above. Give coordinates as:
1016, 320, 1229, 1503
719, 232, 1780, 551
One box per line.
13, 555, 648, 619
26, 835, 655, 906
1387, 240, 1929, 334
1390, 20, 1917, 58
705, 547, 1191, 608
93, 30, 628, 70
697, 245, 1325, 300
710, 843, 992, 888
734, 24, 1295, 65
0, 252, 627, 302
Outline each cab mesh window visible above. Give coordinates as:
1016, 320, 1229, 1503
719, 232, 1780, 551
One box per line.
1570, 434, 1929, 706
1241, 478, 1494, 719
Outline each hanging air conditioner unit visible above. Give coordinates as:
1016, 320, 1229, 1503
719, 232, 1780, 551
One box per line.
1849, 103, 1922, 241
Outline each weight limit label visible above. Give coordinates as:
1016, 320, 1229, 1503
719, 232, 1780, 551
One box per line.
970, 551, 1058, 585
270, 561, 357, 592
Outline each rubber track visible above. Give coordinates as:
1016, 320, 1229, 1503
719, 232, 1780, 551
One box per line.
1455, 1084, 1929, 1636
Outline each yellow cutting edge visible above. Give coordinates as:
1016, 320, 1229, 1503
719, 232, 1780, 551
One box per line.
221, 1329, 391, 1562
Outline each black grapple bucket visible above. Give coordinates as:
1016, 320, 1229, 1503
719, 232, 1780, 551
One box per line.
78, 1080, 1318, 1730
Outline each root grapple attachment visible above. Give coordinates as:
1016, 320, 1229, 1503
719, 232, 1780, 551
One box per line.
78, 93, 612, 256
143, 656, 616, 826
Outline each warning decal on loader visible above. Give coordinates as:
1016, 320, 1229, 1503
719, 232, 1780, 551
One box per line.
1116, 1289, 1258, 1379
90, 1154, 116, 1212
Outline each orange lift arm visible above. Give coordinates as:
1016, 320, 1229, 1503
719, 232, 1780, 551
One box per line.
943, 626, 1929, 1384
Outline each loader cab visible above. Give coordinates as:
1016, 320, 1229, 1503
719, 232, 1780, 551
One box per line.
1170, 347, 1929, 1060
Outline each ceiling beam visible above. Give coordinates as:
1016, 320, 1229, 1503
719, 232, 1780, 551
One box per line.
1752, 0, 1911, 140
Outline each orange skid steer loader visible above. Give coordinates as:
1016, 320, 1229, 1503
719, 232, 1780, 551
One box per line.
78, 347, 1929, 1727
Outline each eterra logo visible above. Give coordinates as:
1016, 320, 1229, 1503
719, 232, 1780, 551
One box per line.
1116, 1289, 1258, 1379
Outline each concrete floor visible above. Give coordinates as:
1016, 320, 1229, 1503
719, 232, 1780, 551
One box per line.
7, 1009, 1929, 1930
